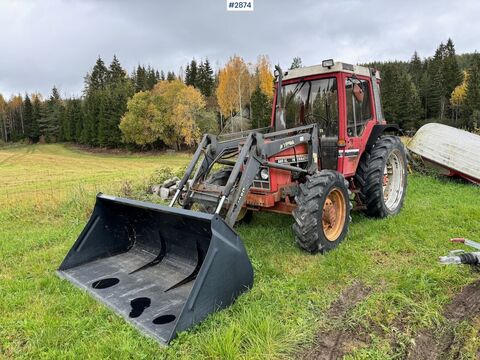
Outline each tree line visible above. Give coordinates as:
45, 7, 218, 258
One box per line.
119, 55, 274, 148
0, 56, 168, 146
0, 38, 479, 150
368, 38, 480, 131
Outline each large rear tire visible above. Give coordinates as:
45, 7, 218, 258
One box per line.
355, 135, 407, 217
293, 170, 351, 253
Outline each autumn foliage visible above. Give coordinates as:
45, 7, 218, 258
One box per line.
120, 80, 215, 149
256, 55, 274, 98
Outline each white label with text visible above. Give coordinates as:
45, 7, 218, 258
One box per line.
226, 0, 254, 11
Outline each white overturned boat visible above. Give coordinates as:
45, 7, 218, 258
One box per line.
407, 123, 480, 185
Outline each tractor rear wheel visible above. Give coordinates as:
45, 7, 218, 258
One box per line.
293, 170, 351, 253
355, 135, 407, 217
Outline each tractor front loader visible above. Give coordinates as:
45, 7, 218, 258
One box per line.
58, 60, 408, 344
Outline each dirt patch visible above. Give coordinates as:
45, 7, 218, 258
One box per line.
443, 280, 480, 323
301, 281, 372, 360
326, 281, 371, 319
407, 330, 443, 360
302, 329, 370, 360
407, 279, 480, 359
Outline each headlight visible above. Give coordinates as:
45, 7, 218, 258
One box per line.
260, 168, 269, 180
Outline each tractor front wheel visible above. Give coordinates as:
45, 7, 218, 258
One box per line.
293, 170, 351, 253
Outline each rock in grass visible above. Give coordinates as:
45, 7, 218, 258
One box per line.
150, 184, 161, 195
160, 187, 170, 200
162, 177, 180, 188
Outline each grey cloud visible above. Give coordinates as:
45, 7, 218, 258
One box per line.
0, 0, 479, 98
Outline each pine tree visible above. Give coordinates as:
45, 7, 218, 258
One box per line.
160, 70, 166, 81
418, 70, 430, 119
424, 44, 446, 119
443, 39, 463, 119
380, 63, 421, 128
23, 94, 35, 141
443, 39, 462, 95
185, 59, 198, 87
85, 57, 108, 93
146, 66, 157, 90
62, 99, 73, 141
463, 53, 480, 130
108, 55, 125, 83
135, 65, 147, 92
82, 57, 109, 145
74, 99, 84, 142
98, 56, 133, 147
422, 40, 462, 120
184, 64, 191, 85
428, 65, 445, 119
400, 74, 422, 129
381, 64, 402, 124
40, 86, 63, 142
250, 84, 272, 128
60, 100, 70, 141
167, 71, 176, 81
196, 59, 215, 97
31, 95, 43, 142
97, 95, 107, 146
82, 95, 104, 146
408, 51, 423, 88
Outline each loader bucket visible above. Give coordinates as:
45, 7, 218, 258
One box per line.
57, 194, 254, 344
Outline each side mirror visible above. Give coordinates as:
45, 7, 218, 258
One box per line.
353, 83, 364, 103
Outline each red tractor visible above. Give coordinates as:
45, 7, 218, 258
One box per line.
179, 59, 408, 252
59, 60, 407, 343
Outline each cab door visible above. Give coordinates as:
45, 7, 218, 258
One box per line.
341, 74, 376, 177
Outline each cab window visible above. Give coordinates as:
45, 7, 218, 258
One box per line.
281, 78, 338, 136
345, 77, 372, 137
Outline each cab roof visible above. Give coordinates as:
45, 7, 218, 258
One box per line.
282, 61, 381, 81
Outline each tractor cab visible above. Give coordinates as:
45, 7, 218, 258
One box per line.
273, 60, 383, 177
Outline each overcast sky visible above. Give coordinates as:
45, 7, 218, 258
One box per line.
1, 0, 479, 98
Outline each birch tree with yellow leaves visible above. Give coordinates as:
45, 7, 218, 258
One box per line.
256, 55, 274, 98
451, 71, 468, 124
216, 56, 251, 128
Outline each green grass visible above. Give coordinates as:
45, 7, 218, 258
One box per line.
1, 144, 479, 359
0, 143, 190, 206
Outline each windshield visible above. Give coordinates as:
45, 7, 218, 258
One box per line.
279, 77, 339, 136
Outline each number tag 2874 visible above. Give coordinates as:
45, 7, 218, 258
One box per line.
226, 0, 254, 11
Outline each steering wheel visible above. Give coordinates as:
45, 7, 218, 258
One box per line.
304, 112, 329, 125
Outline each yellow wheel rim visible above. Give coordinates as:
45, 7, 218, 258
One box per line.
322, 188, 346, 242
237, 207, 248, 222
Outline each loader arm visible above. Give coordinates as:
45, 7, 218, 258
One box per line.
171, 124, 320, 227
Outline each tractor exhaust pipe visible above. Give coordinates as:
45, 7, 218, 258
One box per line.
274, 65, 286, 131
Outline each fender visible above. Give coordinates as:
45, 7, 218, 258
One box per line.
365, 124, 401, 152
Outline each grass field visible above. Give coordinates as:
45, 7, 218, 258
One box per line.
1, 144, 479, 359
0, 144, 190, 206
